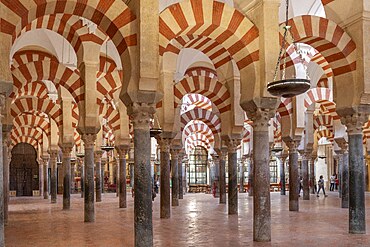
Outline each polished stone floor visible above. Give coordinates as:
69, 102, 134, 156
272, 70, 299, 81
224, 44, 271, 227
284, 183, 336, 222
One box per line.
5, 191, 370, 246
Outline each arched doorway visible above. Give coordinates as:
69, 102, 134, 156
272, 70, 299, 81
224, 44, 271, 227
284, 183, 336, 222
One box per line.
10, 143, 39, 196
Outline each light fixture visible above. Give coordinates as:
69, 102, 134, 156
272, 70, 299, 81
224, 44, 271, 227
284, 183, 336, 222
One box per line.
267, 0, 310, 98
150, 113, 162, 138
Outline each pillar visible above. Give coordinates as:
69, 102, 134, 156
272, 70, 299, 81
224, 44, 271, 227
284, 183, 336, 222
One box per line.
251, 110, 272, 242
94, 150, 103, 202
43, 156, 49, 199
39, 160, 43, 197
239, 155, 246, 193
218, 148, 227, 204
101, 159, 105, 194
211, 153, 220, 197
225, 139, 239, 215
61, 144, 73, 210
301, 151, 311, 200
178, 152, 184, 199
278, 153, 287, 195
339, 146, 349, 208
2, 130, 10, 225
71, 159, 76, 194
82, 134, 96, 222
50, 150, 58, 203
310, 153, 317, 194
248, 154, 254, 197
128, 104, 154, 246
80, 158, 84, 198
117, 145, 129, 208
0, 94, 5, 247
285, 139, 300, 211
171, 148, 179, 206
157, 137, 171, 218
342, 113, 366, 234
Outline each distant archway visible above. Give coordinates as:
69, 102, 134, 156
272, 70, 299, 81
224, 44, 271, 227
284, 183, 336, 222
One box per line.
10, 143, 39, 197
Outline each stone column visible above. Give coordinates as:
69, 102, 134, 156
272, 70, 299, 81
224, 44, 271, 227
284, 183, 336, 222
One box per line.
94, 150, 103, 202
128, 103, 154, 246
79, 158, 84, 198
2, 130, 11, 225
211, 153, 220, 197
342, 113, 366, 234
239, 155, 246, 193
50, 150, 58, 203
157, 137, 171, 218
225, 138, 240, 215
43, 156, 49, 199
342, 149, 349, 208
251, 109, 273, 242
0, 94, 5, 247
116, 145, 129, 208
101, 159, 106, 194
310, 153, 317, 194
300, 150, 311, 200
61, 144, 73, 210
171, 148, 180, 207
334, 149, 344, 198
248, 154, 254, 197
277, 153, 287, 195
39, 160, 43, 197
57, 161, 63, 194
285, 139, 300, 212
178, 152, 184, 199
218, 148, 227, 204
71, 159, 76, 194
82, 134, 96, 222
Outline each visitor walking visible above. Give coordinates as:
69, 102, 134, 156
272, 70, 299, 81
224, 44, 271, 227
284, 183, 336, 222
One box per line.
317, 175, 328, 197
330, 173, 336, 191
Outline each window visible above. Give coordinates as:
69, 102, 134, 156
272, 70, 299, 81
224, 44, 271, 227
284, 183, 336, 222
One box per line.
188, 146, 208, 185
270, 159, 278, 183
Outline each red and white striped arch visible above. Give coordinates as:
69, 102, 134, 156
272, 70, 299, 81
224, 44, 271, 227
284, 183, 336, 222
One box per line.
285, 15, 356, 77
13, 113, 50, 137
314, 114, 334, 132
273, 113, 282, 144
242, 127, 251, 143
303, 87, 339, 120
310, 53, 333, 80
174, 76, 231, 114
182, 121, 214, 144
74, 129, 81, 148
186, 139, 210, 153
11, 136, 39, 150
11, 60, 84, 103
10, 97, 62, 126
184, 67, 217, 79
181, 94, 213, 112
316, 128, 334, 142
96, 70, 122, 105
276, 98, 293, 117
181, 108, 221, 134
2, 0, 137, 87
14, 81, 49, 99
11, 50, 59, 70
11, 126, 43, 144
160, 0, 259, 81
185, 133, 212, 150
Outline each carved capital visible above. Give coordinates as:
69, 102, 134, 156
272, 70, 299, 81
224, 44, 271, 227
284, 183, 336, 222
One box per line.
82, 133, 96, 149
249, 108, 274, 132
49, 150, 58, 161
224, 138, 241, 153
94, 150, 103, 161
115, 145, 129, 158
217, 147, 228, 160
61, 143, 73, 156
340, 112, 367, 135
127, 102, 155, 130
0, 94, 5, 113
157, 137, 172, 153
284, 139, 300, 153
170, 148, 180, 159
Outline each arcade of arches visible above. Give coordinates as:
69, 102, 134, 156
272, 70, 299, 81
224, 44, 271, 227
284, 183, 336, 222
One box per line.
0, 0, 370, 246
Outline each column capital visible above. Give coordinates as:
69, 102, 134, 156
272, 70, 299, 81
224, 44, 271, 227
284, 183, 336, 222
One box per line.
224, 138, 241, 153
0, 93, 6, 113
156, 136, 172, 153
61, 143, 73, 156
82, 133, 97, 149
283, 137, 301, 153
249, 108, 275, 132
340, 112, 367, 135
127, 102, 156, 130
217, 147, 228, 160
211, 153, 220, 163
49, 149, 58, 159
94, 150, 104, 161
170, 148, 180, 159
299, 149, 312, 160
115, 145, 130, 158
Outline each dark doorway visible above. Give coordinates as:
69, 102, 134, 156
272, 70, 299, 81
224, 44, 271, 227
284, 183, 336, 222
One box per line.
10, 143, 39, 196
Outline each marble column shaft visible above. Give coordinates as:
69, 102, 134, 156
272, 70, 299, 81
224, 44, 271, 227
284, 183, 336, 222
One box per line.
279, 155, 287, 195
178, 154, 184, 199
302, 153, 310, 200
287, 141, 299, 211
342, 150, 349, 208
50, 150, 58, 203
83, 134, 96, 222
2, 132, 10, 225
219, 149, 227, 204
80, 159, 84, 198
348, 133, 365, 233
158, 138, 171, 218
95, 151, 103, 202
62, 145, 73, 210
252, 113, 271, 242
248, 156, 254, 197
131, 107, 153, 247
310, 156, 316, 194
171, 149, 179, 207
117, 146, 129, 208
226, 139, 239, 215
101, 160, 105, 194
0, 113, 4, 246
43, 158, 49, 199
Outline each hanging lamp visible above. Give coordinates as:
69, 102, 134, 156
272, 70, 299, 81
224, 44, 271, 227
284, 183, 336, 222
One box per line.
267, 0, 310, 98
150, 113, 162, 138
